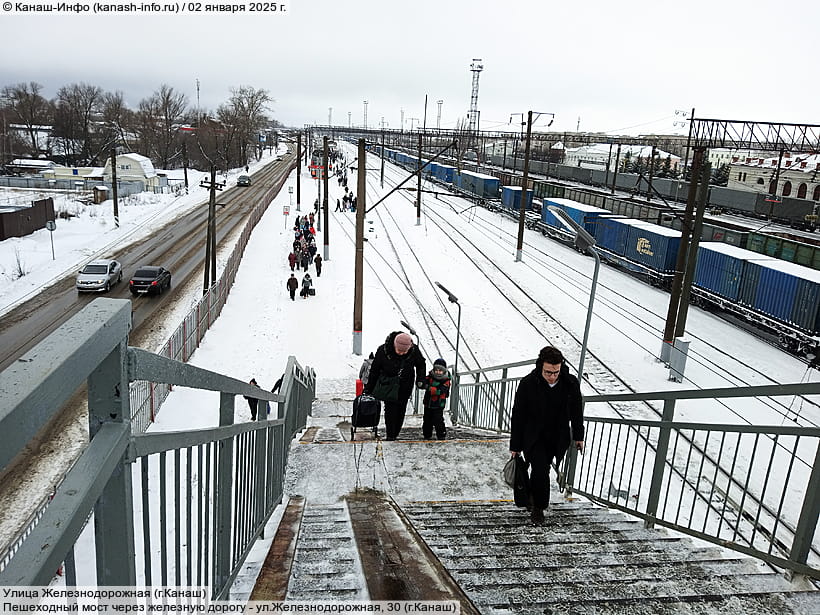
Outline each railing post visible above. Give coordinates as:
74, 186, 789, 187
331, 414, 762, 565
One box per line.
449, 372, 460, 425
88, 339, 136, 585
498, 368, 509, 433
645, 398, 676, 529
471, 373, 480, 426
787, 439, 820, 579
214, 391, 235, 597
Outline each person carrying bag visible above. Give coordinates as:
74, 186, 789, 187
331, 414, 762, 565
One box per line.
364, 331, 426, 441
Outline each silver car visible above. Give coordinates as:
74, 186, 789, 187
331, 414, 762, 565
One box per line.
76, 259, 123, 293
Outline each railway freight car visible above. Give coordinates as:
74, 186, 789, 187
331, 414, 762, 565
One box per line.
501, 186, 534, 210
694, 242, 820, 353
455, 170, 500, 199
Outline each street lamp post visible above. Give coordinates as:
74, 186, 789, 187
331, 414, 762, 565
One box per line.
289, 186, 294, 211
435, 281, 462, 421
547, 206, 600, 381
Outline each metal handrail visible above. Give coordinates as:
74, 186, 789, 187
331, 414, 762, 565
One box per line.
454, 370, 820, 580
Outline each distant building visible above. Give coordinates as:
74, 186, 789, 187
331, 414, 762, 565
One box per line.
102, 153, 167, 191
564, 143, 680, 171
8, 159, 57, 174
728, 152, 820, 201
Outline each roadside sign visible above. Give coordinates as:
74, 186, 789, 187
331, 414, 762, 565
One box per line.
45, 220, 56, 231
284, 205, 290, 215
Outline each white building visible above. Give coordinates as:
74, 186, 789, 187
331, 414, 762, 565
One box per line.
727, 152, 820, 201
102, 153, 166, 191
564, 143, 680, 171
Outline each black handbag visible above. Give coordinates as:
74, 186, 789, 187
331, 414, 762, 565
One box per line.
512, 456, 531, 508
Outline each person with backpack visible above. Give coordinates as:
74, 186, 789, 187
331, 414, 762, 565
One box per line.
422, 358, 451, 440
509, 346, 585, 525
364, 331, 426, 441
286, 273, 299, 301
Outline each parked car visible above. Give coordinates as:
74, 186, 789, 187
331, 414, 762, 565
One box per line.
129, 266, 172, 296
76, 259, 122, 293
237, 175, 251, 187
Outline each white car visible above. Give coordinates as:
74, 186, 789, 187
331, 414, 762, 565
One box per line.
76, 259, 123, 293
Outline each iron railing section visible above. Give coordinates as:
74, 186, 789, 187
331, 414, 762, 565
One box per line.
0, 299, 316, 598
453, 370, 820, 579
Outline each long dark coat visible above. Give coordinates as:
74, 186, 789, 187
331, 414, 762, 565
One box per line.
365, 332, 426, 403
509, 364, 584, 460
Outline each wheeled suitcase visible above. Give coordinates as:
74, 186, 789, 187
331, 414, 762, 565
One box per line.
308, 288, 316, 296
351, 394, 381, 439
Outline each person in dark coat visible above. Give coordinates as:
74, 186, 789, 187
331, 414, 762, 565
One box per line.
300, 253, 310, 272
288, 251, 297, 271
364, 331, 426, 441
286, 273, 299, 300
510, 346, 584, 525
243, 378, 262, 420
314, 254, 323, 276
422, 358, 451, 440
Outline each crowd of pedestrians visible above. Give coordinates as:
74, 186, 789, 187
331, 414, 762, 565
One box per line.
286, 214, 322, 300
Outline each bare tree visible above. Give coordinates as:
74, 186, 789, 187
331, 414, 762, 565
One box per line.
226, 86, 272, 167
1, 82, 52, 156
52, 82, 104, 164
136, 84, 188, 169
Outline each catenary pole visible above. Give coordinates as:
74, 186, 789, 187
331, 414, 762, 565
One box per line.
353, 139, 365, 355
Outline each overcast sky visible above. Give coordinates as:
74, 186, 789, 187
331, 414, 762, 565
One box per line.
2, 0, 818, 136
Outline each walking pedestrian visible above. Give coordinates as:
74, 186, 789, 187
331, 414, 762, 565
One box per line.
509, 346, 584, 525
314, 254, 323, 276
300, 252, 310, 272
422, 359, 451, 440
288, 251, 297, 271
300, 273, 313, 298
243, 378, 263, 420
364, 331, 426, 441
286, 273, 299, 300
335, 198, 341, 212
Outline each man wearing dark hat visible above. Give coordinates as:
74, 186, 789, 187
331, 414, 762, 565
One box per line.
365, 331, 427, 441
509, 346, 584, 525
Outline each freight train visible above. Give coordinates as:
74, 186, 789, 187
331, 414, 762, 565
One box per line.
376, 144, 820, 358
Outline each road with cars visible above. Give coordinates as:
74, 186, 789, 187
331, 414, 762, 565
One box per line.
0, 153, 294, 373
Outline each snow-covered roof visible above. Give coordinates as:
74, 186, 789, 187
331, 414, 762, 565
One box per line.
731, 153, 820, 173
10, 159, 56, 168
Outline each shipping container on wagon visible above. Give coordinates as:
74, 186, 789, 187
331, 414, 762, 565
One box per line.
456, 170, 500, 199
542, 198, 611, 235
614, 219, 681, 273
427, 161, 439, 178
694, 242, 777, 302
750, 258, 820, 334
501, 186, 534, 210
435, 164, 456, 184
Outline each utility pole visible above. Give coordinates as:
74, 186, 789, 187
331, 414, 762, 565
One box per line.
348, 112, 351, 129
416, 132, 422, 226
182, 141, 189, 194
296, 132, 302, 211
353, 138, 366, 355
660, 148, 703, 362
380, 129, 385, 188
200, 166, 224, 294
110, 148, 119, 228
323, 136, 330, 260
436, 100, 443, 131
515, 111, 533, 262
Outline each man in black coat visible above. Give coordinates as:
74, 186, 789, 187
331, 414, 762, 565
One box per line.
510, 346, 584, 524
364, 331, 426, 441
